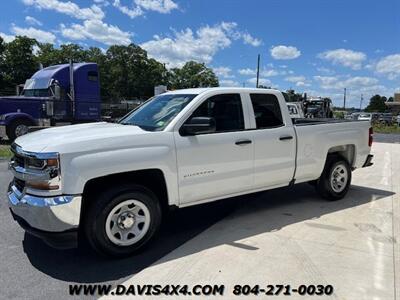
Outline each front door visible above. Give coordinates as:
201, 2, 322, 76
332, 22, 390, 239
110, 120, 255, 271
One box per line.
174, 93, 254, 204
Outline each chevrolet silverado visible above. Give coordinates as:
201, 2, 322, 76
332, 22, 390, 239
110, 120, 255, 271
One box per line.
6, 88, 374, 256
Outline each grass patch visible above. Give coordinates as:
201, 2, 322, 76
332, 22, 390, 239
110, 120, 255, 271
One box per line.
373, 123, 400, 134
0, 145, 12, 158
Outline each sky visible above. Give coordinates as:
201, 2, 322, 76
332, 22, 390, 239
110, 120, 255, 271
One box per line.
0, 0, 399, 108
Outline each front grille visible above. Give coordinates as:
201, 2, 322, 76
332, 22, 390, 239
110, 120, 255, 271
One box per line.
14, 154, 25, 168
14, 178, 25, 192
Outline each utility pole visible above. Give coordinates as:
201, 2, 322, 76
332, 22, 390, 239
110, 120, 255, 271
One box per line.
343, 88, 347, 110
256, 54, 260, 88
360, 94, 363, 111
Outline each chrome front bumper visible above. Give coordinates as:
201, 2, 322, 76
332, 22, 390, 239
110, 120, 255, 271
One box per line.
8, 184, 82, 232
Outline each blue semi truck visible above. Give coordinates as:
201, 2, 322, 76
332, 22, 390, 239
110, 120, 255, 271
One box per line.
0, 62, 101, 141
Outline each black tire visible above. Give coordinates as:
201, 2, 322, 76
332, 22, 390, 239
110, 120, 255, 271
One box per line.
83, 184, 162, 257
308, 180, 317, 186
6, 119, 31, 141
316, 155, 351, 201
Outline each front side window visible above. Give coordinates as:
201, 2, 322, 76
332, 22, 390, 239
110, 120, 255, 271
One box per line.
120, 94, 196, 131
190, 93, 244, 133
250, 93, 283, 128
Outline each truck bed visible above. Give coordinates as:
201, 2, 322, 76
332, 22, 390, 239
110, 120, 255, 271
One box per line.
293, 118, 369, 126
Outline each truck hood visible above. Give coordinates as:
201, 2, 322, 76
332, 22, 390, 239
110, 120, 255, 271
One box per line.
14, 122, 151, 153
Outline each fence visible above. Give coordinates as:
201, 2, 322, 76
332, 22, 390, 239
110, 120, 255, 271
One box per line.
101, 101, 145, 119
0, 88, 18, 96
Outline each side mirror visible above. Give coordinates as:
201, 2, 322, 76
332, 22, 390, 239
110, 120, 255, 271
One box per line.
54, 85, 61, 100
180, 117, 216, 136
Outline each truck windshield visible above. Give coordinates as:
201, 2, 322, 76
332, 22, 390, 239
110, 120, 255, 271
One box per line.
309, 102, 323, 107
22, 77, 51, 97
120, 94, 197, 131
22, 89, 50, 97
24, 78, 51, 89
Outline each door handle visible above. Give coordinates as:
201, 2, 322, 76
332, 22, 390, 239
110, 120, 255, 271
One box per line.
235, 139, 252, 145
279, 135, 293, 141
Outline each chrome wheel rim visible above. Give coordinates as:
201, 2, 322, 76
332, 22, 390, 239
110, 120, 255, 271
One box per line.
15, 124, 29, 137
330, 164, 348, 193
105, 200, 151, 246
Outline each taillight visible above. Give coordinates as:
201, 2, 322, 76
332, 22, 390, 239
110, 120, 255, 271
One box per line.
368, 127, 373, 147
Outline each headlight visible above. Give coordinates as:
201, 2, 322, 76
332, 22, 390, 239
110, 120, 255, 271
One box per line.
25, 157, 58, 170
10, 144, 61, 191
0, 115, 6, 121
25, 157, 60, 190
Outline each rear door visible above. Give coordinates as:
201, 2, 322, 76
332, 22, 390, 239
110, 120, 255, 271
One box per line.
174, 93, 254, 204
245, 92, 296, 188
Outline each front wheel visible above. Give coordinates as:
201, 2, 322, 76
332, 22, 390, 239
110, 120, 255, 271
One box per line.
6, 119, 31, 141
316, 155, 351, 201
84, 184, 162, 257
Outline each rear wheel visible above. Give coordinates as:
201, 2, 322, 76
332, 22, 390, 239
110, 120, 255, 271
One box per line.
316, 155, 351, 201
6, 119, 31, 141
84, 184, 162, 257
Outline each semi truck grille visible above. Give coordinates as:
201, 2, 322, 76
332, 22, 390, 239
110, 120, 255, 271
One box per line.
14, 178, 26, 192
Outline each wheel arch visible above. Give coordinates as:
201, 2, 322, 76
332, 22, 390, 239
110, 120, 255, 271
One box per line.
4, 113, 36, 127
80, 168, 170, 225
5, 114, 36, 140
327, 144, 356, 167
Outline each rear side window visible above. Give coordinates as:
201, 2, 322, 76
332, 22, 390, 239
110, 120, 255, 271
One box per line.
250, 93, 284, 128
191, 93, 244, 132
88, 71, 98, 81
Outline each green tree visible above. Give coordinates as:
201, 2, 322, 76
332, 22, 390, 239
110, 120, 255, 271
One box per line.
86, 47, 106, 63
102, 44, 166, 100
36, 43, 91, 66
169, 61, 219, 89
0, 36, 6, 90
285, 89, 303, 102
3, 36, 38, 88
36, 43, 59, 67
365, 95, 387, 112
57, 44, 89, 63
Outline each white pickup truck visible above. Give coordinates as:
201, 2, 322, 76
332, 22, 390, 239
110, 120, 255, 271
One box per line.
7, 88, 374, 257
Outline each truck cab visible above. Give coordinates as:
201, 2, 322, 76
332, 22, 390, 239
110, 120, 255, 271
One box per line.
304, 97, 334, 118
0, 63, 101, 141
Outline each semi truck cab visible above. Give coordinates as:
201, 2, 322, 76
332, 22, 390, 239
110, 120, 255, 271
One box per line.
0, 63, 101, 141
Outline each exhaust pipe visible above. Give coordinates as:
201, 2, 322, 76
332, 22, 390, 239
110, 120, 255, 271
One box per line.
69, 59, 75, 119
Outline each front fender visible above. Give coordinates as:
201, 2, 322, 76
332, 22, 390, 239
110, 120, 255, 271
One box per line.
1, 112, 36, 126
60, 145, 179, 206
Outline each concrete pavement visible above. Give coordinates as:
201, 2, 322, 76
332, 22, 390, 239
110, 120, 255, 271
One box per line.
0, 135, 398, 299
104, 142, 400, 300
